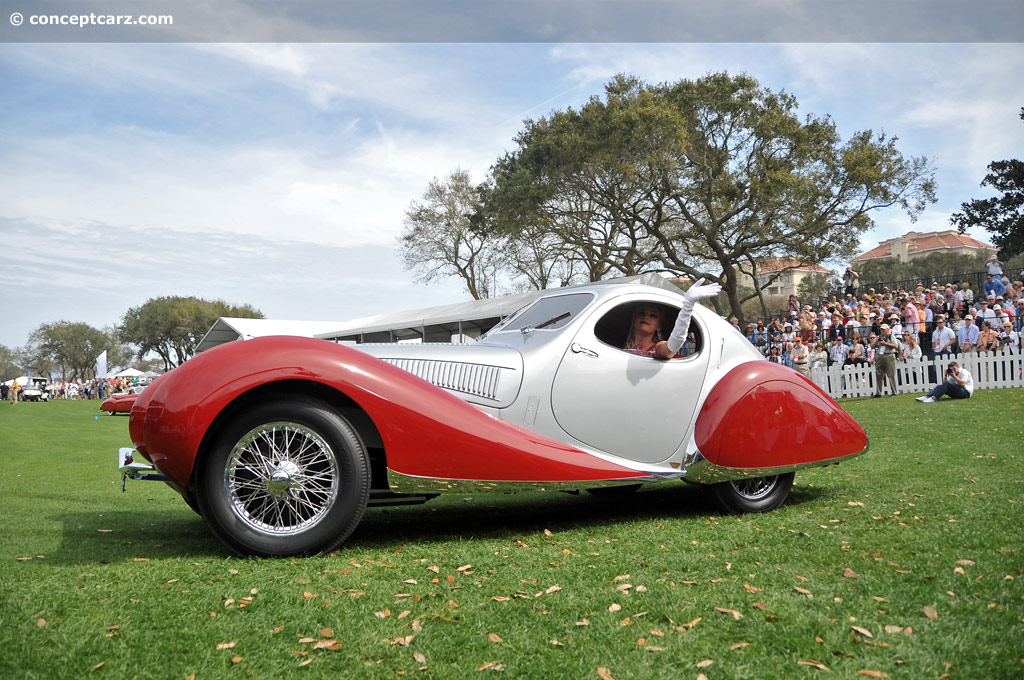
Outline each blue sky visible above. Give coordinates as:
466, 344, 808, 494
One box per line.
1, 41, 1023, 349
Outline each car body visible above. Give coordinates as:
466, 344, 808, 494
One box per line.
117, 282, 867, 556
101, 386, 146, 415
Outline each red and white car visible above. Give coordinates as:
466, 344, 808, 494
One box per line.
117, 282, 867, 557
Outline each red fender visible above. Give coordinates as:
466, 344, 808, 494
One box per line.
694, 362, 867, 469
130, 337, 645, 487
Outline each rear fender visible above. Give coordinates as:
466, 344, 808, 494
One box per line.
694, 362, 867, 470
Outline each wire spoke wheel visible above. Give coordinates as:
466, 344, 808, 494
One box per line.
226, 422, 340, 536
727, 475, 779, 501
197, 397, 370, 557
709, 471, 795, 514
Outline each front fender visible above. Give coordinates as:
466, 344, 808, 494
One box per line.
694, 362, 867, 469
131, 336, 647, 488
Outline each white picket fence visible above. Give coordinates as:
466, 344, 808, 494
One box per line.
809, 352, 1024, 399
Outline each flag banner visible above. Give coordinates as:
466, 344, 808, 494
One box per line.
96, 351, 107, 379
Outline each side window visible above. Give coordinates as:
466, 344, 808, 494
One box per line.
593, 301, 703, 358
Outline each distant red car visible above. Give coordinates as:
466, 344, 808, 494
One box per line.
100, 387, 145, 415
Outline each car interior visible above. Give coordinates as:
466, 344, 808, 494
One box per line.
594, 301, 703, 357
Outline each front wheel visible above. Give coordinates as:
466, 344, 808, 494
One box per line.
195, 397, 370, 557
708, 472, 795, 514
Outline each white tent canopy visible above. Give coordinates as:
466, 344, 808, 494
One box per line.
194, 274, 684, 353
110, 368, 144, 378
195, 319, 359, 354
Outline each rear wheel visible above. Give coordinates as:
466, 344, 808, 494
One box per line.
709, 472, 794, 514
196, 397, 370, 557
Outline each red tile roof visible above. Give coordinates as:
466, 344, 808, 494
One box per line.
855, 230, 995, 261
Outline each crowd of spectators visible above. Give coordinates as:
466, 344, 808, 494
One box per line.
741, 271, 1023, 371
3, 376, 145, 402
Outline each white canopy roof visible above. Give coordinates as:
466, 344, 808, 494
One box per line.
110, 368, 144, 378
195, 318, 363, 354
195, 273, 683, 352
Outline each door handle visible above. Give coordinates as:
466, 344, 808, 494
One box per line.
570, 342, 599, 358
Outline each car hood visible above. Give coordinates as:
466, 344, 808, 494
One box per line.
354, 343, 524, 408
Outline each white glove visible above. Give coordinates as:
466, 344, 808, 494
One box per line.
684, 277, 722, 303
666, 277, 721, 354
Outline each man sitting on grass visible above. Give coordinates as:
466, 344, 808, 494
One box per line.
916, 361, 974, 403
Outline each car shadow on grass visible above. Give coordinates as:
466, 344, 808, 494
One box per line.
50, 508, 223, 565
48, 482, 839, 562
345, 480, 837, 551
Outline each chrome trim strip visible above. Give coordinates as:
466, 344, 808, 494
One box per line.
386, 469, 683, 494
679, 444, 869, 485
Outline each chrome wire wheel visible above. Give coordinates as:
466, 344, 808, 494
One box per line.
710, 471, 795, 514
225, 422, 340, 536
727, 475, 779, 501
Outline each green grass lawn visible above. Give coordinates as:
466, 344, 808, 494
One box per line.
1, 394, 1021, 679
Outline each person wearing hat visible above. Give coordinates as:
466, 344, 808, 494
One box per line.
977, 298, 996, 322
871, 323, 899, 397
957, 314, 979, 353
888, 313, 903, 336
932, 315, 956, 356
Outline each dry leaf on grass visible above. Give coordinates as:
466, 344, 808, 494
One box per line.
216, 641, 235, 650
714, 607, 744, 620
488, 633, 504, 643
596, 668, 615, 680
797, 659, 830, 670
857, 671, 888, 678
794, 586, 813, 598
923, 606, 938, 620
843, 568, 860, 579
851, 626, 874, 638
476, 661, 505, 671
696, 659, 714, 668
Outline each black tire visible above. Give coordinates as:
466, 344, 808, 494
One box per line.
195, 397, 370, 557
708, 472, 795, 514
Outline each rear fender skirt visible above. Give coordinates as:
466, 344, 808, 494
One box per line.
694, 362, 868, 470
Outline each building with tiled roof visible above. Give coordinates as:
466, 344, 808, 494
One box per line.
854, 230, 996, 263
740, 258, 833, 298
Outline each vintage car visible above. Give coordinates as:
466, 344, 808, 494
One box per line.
101, 386, 147, 415
117, 282, 867, 557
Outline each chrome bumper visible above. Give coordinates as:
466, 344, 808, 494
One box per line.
118, 447, 168, 491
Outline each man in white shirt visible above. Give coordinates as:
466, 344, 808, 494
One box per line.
977, 298, 997, 321
986, 255, 1004, 277
957, 315, 979, 353
916, 361, 973, 402
932, 316, 956, 356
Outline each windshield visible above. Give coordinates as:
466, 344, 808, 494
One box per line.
483, 293, 594, 337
